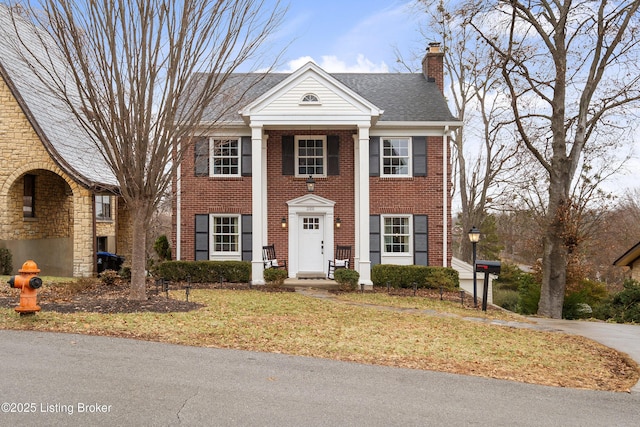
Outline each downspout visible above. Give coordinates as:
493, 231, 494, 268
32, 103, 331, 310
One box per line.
176, 161, 182, 260
442, 126, 449, 267
92, 193, 97, 275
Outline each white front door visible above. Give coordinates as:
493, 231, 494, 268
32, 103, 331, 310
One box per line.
298, 215, 325, 276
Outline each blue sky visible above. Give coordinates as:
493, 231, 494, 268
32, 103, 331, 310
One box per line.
260, 0, 427, 72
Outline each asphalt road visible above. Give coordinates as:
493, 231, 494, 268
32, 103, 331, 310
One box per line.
0, 330, 638, 426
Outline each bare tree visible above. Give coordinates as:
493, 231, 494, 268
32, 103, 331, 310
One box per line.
466, 0, 640, 317
416, 0, 520, 263
8, 0, 285, 299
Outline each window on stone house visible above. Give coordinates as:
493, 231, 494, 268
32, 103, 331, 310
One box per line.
23, 174, 35, 218
97, 236, 108, 252
95, 195, 112, 220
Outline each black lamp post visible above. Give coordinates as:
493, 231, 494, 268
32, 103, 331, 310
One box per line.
468, 226, 480, 307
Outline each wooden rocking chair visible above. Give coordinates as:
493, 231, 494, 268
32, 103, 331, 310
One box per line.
328, 245, 351, 279
262, 244, 287, 270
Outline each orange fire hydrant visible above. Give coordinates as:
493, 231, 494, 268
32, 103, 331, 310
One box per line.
7, 260, 43, 316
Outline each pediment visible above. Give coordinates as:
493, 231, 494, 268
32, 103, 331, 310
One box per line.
287, 194, 336, 208
240, 62, 383, 120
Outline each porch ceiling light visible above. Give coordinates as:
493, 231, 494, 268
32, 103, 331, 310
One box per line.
306, 175, 315, 193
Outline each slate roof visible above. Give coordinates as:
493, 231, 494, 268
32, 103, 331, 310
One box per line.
193, 70, 457, 124
0, 6, 117, 189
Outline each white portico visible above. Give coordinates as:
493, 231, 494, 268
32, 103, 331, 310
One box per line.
240, 62, 381, 285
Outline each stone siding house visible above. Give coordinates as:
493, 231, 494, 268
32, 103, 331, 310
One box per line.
614, 242, 640, 282
0, 6, 129, 276
174, 43, 461, 286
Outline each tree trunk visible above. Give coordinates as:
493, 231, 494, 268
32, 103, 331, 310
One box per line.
129, 205, 148, 300
537, 182, 569, 318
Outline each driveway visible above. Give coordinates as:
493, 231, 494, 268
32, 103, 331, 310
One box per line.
0, 330, 638, 426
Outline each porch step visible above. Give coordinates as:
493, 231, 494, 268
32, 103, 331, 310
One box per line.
284, 278, 339, 289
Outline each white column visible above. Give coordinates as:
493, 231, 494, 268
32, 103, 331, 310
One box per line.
251, 124, 265, 285
357, 124, 372, 287
352, 134, 360, 271
442, 127, 449, 267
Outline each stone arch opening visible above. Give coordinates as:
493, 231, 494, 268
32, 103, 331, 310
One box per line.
1, 169, 74, 276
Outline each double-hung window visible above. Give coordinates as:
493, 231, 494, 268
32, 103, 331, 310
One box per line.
296, 136, 326, 177
382, 137, 411, 177
212, 215, 240, 255
212, 138, 240, 176
95, 195, 112, 220
382, 215, 411, 254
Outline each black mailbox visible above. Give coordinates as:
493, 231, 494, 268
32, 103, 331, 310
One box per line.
475, 260, 501, 275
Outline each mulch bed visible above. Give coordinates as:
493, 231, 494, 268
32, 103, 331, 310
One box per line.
0, 278, 293, 314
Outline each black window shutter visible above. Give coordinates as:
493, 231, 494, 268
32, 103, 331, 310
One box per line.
414, 215, 428, 266
327, 135, 340, 175
241, 136, 252, 177
194, 138, 209, 176
195, 214, 209, 260
282, 135, 295, 175
369, 137, 380, 177
412, 136, 427, 177
370, 215, 381, 266
241, 214, 252, 261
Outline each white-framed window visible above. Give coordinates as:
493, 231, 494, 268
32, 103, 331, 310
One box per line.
95, 194, 112, 220
382, 215, 412, 254
295, 135, 326, 177
212, 138, 240, 176
211, 215, 241, 256
381, 137, 411, 177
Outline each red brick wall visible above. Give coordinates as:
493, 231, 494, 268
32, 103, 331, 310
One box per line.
173, 131, 452, 267
265, 129, 356, 266
370, 135, 451, 266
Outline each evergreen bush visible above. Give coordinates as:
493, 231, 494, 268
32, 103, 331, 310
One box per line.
371, 264, 459, 290
334, 268, 360, 291
154, 260, 250, 283
263, 268, 287, 287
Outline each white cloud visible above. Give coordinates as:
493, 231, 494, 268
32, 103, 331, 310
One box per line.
280, 54, 389, 73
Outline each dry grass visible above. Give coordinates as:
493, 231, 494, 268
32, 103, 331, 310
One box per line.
0, 288, 637, 392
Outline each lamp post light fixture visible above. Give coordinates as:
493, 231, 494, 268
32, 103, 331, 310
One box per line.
306, 175, 315, 192
468, 226, 481, 308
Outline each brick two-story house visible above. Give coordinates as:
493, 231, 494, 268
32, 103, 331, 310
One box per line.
0, 6, 129, 276
174, 43, 461, 286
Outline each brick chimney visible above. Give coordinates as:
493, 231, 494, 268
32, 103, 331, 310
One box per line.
422, 42, 444, 93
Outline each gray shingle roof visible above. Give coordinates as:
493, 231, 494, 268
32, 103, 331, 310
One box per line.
0, 6, 117, 189
193, 70, 457, 123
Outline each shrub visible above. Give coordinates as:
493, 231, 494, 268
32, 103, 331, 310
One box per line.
119, 266, 131, 281
493, 288, 519, 312
493, 262, 524, 292
516, 273, 540, 315
153, 260, 251, 283
0, 248, 12, 275
563, 279, 609, 319
595, 279, 640, 323
153, 235, 172, 261
263, 268, 287, 288
99, 269, 119, 286
371, 264, 459, 290
334, 269, 360, 291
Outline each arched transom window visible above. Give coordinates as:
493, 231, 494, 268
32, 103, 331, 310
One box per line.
300, 93, 320, 104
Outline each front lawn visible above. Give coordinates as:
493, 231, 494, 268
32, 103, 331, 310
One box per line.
0, 282, 637, 392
